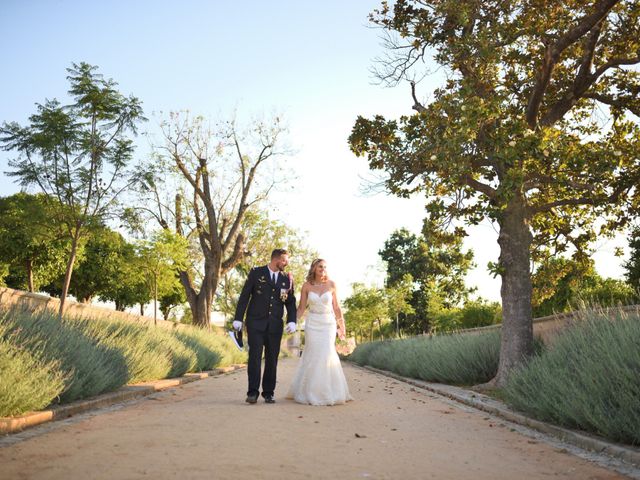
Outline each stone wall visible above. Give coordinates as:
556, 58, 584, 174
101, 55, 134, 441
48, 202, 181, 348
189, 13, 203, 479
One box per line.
0, 286, 181, 331
458, 304, 640, 343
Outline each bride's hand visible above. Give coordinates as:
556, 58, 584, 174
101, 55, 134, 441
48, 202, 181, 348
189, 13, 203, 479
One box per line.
337, 326, 346, 341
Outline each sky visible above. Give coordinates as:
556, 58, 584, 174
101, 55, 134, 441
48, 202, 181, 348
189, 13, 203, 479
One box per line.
0, 0, 630, 304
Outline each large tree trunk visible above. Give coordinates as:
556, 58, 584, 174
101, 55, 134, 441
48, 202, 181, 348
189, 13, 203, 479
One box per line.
493, 195, 534, 387
58, 231, 80, 318
185, 289, 209, 327
179, 255, 221, 328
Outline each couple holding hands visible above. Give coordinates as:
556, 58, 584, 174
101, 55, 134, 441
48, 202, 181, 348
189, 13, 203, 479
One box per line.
232, 249, 352, 406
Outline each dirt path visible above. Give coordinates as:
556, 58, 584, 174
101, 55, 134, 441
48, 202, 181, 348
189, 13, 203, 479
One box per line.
0, 359, 631, 480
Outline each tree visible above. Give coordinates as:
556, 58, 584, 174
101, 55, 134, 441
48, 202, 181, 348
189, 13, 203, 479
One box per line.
533, 256, 636, 315
136, 230, 189, 325
215, 208, 318, 320
138, 112, 289, 327
458, 299, 502, 329
625, 227, 640, 293
385, 273, 415, 337
532, 257, 599, 316
68, 225, 131, 303
343, 283, 389, 342
1, 63, 145, 316
379, 224, 474, 333
159, 280, 187, 321
350, 1, 640, 385
0, 193, 68, 292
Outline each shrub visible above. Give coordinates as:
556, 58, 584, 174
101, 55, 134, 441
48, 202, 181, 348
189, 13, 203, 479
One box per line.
0, 334, 67, 417
350, 331, 501, 385
459, 300, 501, 329
0, 308, 129, 403
175, 328, 222, 371
0, 306, 245, 416
504, 307, 640, 445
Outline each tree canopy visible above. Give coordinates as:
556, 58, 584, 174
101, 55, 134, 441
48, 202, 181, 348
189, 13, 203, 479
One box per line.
350, 0, 640, 385
0, 62, 145, 316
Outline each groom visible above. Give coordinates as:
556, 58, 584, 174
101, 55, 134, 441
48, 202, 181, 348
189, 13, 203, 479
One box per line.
233, 248, 297, 404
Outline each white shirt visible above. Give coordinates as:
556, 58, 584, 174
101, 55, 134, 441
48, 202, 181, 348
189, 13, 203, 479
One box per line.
267, 266, 279, 283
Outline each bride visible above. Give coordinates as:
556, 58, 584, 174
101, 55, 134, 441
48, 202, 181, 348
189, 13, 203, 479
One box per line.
287, 259, 353, 405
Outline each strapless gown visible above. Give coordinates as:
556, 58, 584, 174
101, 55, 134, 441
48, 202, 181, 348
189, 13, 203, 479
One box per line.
286, 290, 353, 405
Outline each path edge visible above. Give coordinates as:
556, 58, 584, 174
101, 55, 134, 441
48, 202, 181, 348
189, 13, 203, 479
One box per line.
354, 363, 640, 468
0, 364, 246, 435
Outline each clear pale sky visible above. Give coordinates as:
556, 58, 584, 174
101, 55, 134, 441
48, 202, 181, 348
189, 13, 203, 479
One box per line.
0, 0, 629, 302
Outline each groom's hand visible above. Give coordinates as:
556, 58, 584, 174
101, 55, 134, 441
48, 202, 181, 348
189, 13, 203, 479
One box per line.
232, 320, 243, 331
285, 322, 296, 334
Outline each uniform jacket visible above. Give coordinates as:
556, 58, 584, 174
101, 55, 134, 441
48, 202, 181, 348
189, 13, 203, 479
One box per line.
234, 265, 297, 334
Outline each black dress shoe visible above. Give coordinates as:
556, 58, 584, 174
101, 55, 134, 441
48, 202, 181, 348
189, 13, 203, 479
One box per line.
264, 395, 276, 404
246, 393, 258, 404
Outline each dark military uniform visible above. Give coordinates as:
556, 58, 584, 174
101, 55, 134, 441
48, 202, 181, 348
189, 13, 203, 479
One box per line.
234, 265, 297, 398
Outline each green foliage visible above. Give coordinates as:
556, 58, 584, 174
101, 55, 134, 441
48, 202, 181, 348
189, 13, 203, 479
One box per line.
533, 257, 637, 317
505, 308, 640, 445
0, 307, 245, 416
343, 283, 389, 342
159, 281, 187, 321
458, 299, 501, 329
217, 208, 318, 321
379, 227, 475, 333
0, 334, 67, 417
624, 227, 640, 294
176, 328, 247, 369
0, 193, 69, 292
136, 229, 189, 322
581, 277, 637, 307
136, 112, 290, 327
0, 308, 129, 403
0, 263, 8, 286
385, 273, 415, 336
349, 331, 502, 385
98, 248, 150, 311
69, 316, 198, 381
69, 225, 133, 303
351, 0, 640, 381
0, 62, 146, 313
415, 298, 502, 334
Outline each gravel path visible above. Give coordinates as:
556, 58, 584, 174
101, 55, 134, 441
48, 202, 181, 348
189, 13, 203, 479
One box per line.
0, 359, 629, 479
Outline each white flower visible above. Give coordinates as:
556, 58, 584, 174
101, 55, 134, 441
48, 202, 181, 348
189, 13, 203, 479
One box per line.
614, 150, 623, 157
523, 129, 535, 137
430, 155, 437, 161
461, 105, 466, 111
509, 140, 516, 147
543, 149, 550, 157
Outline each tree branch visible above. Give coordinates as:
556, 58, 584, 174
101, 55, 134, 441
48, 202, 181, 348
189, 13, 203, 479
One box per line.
410, 81, 427, 113
462, 174, 497, 200
525, 0, 620, 128
528, 182, 629, 215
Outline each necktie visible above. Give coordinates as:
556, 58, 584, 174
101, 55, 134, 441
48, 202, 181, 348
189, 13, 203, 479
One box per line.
272, 272, 277, 283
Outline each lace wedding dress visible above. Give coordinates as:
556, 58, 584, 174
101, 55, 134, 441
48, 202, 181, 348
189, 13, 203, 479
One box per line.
286, 290, 353, 405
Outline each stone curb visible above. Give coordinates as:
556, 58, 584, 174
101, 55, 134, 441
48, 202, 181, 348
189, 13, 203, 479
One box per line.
356, 364, 640, 468
0, 364, 246, 435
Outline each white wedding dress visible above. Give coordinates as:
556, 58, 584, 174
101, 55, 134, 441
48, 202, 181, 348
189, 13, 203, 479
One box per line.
286, 290, 353, 405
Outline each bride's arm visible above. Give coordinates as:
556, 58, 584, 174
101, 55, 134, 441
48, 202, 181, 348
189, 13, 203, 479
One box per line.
331, 281, 346, 340
296, 282, 309, 320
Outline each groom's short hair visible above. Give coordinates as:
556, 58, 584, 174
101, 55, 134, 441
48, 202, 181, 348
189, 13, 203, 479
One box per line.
271, 248, 288, 259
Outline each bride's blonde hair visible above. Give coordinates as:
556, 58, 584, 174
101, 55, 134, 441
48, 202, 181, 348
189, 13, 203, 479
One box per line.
306, 258, 327, 283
